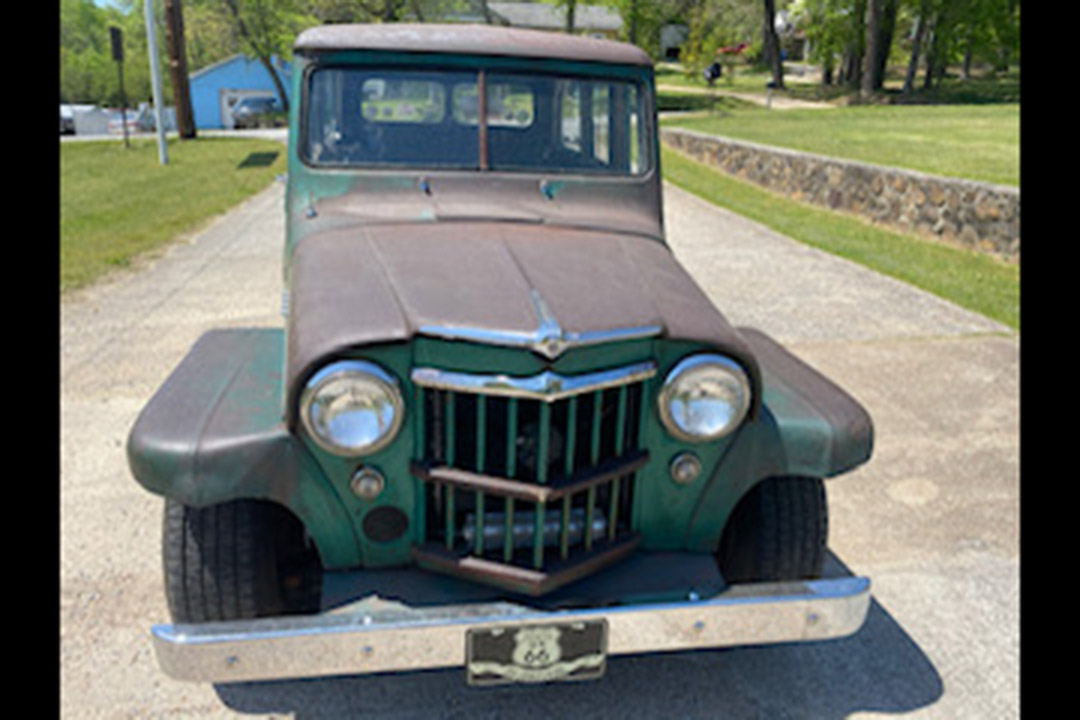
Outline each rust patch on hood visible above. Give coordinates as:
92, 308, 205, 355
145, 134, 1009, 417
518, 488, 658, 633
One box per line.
285, 222, 760, 423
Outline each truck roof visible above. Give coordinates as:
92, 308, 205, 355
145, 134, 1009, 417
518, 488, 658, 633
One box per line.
294, 23, 652, 68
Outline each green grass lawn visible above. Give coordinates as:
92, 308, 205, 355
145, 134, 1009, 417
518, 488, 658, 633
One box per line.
60, 136, 287, 292
661, 145, 1019, 330
662, 102, 1019, 186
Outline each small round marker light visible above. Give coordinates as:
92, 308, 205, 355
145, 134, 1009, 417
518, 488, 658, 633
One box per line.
670, 452, 702, 485
350, 467, 386, 501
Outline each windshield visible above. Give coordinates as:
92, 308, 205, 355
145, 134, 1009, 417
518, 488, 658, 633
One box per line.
303, 66, 650, 175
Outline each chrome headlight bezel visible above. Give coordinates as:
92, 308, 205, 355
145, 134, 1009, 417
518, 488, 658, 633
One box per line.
299, 360, 404, 457
658, 354, 752, 442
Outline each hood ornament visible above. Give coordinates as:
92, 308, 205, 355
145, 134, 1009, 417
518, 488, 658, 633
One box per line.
530, 291, 570, 359
419, 290, 661, 360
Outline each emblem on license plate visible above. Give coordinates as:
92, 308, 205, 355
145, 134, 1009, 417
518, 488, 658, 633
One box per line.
467, 620, 607, 685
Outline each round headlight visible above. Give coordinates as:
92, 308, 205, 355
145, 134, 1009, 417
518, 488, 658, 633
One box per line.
300, 360, 404, 456
659, 354, 751, 442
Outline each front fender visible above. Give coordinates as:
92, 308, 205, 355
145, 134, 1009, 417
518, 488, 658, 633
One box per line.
685, 327, 873, 551
126, 328, 362, 569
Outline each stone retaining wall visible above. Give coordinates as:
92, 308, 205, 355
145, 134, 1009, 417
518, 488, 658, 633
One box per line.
661, 127, 1019, 261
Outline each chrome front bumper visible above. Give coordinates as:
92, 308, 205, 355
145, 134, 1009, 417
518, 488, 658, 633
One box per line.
151, 576, 870, 684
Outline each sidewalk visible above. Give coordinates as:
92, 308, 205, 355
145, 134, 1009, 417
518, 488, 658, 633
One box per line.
657, 82, 834, 111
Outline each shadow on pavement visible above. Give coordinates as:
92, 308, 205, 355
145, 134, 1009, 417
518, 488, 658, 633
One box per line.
215, 594, 941, 719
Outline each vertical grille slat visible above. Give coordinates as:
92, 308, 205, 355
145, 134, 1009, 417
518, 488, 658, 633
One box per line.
416, 364, 650, 587
503, 497, 515, 562
537, 402, 551, 485
475, 396, 487, 475
560, 494, 572, 560
445, 484, 456, 551
533, 501, 546, 569
564, 396, 578, 480
608, 477, 621, 543
590, 389, 603, 466
506, 398, 519, 479
474, 491, 486, 555
584, 485, 597, 552
444, 392, 456, 468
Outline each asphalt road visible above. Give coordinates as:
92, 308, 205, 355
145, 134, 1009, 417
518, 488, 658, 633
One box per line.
60, 179, 1019, 718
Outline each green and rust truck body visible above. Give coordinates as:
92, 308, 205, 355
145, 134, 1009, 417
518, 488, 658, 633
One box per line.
129, 24, 873, 685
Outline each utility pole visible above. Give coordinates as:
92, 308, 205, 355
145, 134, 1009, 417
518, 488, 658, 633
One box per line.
144, 0, 169, 165
164, 0, 196, 139
109, 27, 129, 149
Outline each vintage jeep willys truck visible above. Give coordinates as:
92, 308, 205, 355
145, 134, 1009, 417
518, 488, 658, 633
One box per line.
128, 24, 873, 685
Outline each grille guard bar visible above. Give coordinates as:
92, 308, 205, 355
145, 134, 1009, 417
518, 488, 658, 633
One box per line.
150, 575, 870, 684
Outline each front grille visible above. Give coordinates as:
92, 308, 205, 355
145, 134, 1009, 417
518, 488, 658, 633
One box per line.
410, 363, 653, 595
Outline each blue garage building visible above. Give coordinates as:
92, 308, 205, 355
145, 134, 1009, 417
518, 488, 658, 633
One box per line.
189, 54, 292, 130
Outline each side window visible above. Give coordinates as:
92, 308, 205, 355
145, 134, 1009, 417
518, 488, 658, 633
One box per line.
360, 78, 446, 124
591, 85, 610, 165
627, 84, 643, 174
559, 81, 582, 153
558, 81, 614, 167
488, 83, 534, 128
453, 82, 534, 127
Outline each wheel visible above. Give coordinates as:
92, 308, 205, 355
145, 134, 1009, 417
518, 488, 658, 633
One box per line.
163, 498, 323, 623
715, 476, 828, 584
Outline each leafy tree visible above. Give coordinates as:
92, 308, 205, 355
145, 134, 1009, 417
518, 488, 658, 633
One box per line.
60, 0, 168, 106
678, 0, 763, 78
210, 1, 314, 111
791, 0, 865, 88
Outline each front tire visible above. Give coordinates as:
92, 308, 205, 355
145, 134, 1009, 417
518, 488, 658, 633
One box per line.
163, 498, 322, 623
715, 476, 828, 584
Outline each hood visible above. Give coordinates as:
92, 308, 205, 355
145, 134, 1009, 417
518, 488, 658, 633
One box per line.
285, 222, 760, 421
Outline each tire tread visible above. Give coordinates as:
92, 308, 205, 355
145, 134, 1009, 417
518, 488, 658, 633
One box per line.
717, 476, 828, 584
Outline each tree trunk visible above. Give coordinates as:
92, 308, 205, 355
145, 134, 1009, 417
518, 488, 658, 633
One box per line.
872, 0, 899, 90
902, 12, 924, 96
921, 17, 937, 90
962, 24, 974, 80
163, 0, 196, 138
478, 0, 493, 23
861, 0, 882, 98
843, 0, 866, 90
842, 46, 861, 89
259, 55, 290, 113
762, 0, 785, 90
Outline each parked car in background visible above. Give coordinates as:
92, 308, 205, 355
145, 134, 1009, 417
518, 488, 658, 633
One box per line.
60, 105, 75, 134
231, 95, 285, 129
107, 110, 141, 136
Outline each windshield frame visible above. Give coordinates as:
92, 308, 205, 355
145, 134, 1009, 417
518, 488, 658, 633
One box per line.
297, 52, 655, 178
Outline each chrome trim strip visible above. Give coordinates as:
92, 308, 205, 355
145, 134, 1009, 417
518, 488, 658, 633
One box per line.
418, 323, 664, 359
150, 576, 871, 683
418, 290, 662, 359
411, 361, 657, 402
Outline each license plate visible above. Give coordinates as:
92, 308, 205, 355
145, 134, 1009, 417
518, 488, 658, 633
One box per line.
466, 619, 608, 686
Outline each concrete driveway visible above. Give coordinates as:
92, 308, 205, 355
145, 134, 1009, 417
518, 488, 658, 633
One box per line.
60, 180, 1018, 718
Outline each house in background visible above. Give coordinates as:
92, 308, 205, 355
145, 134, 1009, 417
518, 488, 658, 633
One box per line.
486, 2, 622, 39
660, 24, 689, 60
188, 55, 291, 130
